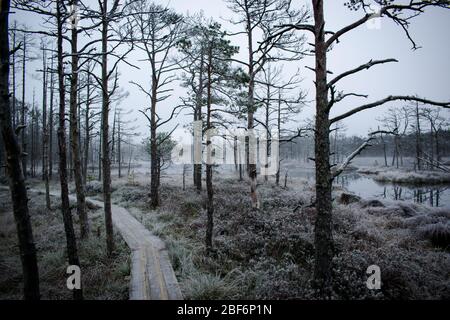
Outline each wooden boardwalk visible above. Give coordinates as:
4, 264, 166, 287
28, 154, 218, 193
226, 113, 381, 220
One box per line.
1, 186, 183, 300
86, 198, 183, 300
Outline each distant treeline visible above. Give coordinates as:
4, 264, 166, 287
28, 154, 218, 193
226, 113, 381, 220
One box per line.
280, 129, 450, 164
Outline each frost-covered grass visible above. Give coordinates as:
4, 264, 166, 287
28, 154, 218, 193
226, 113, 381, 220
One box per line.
358, 166, 450, 184
101, 174, 450, 299
0, 190, 130, 300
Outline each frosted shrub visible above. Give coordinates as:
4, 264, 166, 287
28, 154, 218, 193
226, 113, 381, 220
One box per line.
419, 223, 450, 249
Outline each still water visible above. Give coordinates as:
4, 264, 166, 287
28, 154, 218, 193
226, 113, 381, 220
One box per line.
165, 163, 450, 208
285, 167, 450, 208
334, 173, 450, 208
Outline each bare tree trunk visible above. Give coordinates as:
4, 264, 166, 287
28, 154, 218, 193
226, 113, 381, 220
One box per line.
276, 91, 281, 186
312, 0, 333, 294
83, 72, 91, 184
415, 102, 422, 171
284, 171, 288, 188
380, 129, 387, 166
48, 53, 54, 180
101, 0, 114, 257
150, 67, 159, 208
233, 135, 238, 173
194, 53, 204, 192
435, 130, 440, 163
21, 34, 27, 178
117, 114, 121, 178
56, 1, 82, 300
429, 120, 434, 169
111, 108, 116, 164
264, 80, 271, 183
69, 2, 89, 238
205, 47, 214, 250
98, 127, 102, 181
127, 146, 133, 176
41, 45, 50, 210
30, 95, 35, 177
246, 19, 259, 209
11, 23, 16, 128
0, 0, 40, 299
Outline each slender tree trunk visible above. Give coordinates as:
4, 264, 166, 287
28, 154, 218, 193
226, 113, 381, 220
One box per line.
194, 52, 204, 192
111, 108, 116, 164
435, 130, 440, 163
11, 23, 16, 128
30, 96, 35, 177
41, 45, 50, 209
83, 73, 91, 184
69, 2, 89, 238
150, 60, 159, 207
312, 0, 333, 294
98, 127, 102, 181
205, 46, 214, 250
48, 54, 54, 180
56, 1, 82, 300
415, 102, 422, 170
429, 120, 434, 169
101, 0, 114, 256
118, 117, 121, 178
246, 18, 259, 209
264, 80, 270, 182
21, 34, 26, 178
380, 132, 387, 166
0, 0, 40, 299
276, 92, 281, 186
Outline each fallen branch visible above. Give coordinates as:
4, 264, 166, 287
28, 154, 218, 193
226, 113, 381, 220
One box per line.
331, 130, 395, 179
418, 157, 450, 173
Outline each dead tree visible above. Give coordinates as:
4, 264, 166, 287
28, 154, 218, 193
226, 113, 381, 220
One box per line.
9, 21, 18, 128
378, 107, 409, 168
421, 107, 447, 167
11, 0, 84, 296
177, 14, 209, 192
20, 31, 27, 177
39, 42, 50, 208
195, 22, 239, 250
226, 0, 307, 209
0, 0, 40, 300
271, 0, 450, 293
48, 51, 55, 179
68, 0, 89, 238
55, 0, 83, 299
254, 65, 305, 184
81, 0, 136, 256
122, 0, 183, 208
113, 108, 137, 178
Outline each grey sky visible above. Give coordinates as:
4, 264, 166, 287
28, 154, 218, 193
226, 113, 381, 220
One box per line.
13, 0, 450, 140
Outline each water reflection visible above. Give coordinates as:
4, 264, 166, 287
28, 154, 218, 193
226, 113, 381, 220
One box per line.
334, 173, 449, 207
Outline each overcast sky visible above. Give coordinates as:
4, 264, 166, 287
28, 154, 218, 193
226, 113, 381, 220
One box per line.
12, 0, 450, 140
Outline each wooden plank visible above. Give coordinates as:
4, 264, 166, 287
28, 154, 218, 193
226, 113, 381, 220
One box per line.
6, 187, 184, 301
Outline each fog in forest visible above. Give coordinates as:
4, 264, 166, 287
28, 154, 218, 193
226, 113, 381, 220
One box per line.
0, 0, 449, 304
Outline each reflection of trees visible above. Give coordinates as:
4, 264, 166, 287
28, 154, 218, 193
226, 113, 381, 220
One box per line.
412, 187, 446, 207
393, 186, 403, 200
337, 173, 448, 207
